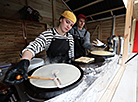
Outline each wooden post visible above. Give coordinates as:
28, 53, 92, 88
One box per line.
44, 24, 47, 31
52, 0, 56, 27
130, 19, 136, 53
98, 1, 134, 101
99, 21, 102, 40
22, 20, 28, 46
122, 0, 133, 65
25, 0, 28, 6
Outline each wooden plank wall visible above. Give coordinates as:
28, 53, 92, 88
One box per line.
134, 0, 138, 21
115, 16, 125, 37
0, 0, 67, 27
101, 19, 113, 43
86, 21, 100, 43
0, 18, 47, 64
25, 22, 46, 43
86, 15, 125, 44
25, 21, 47, 60
0, 18, 24, 63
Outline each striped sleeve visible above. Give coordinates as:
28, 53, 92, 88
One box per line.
22, 29, 53, 57
68, 33, 74, 59
22, 28, 74, 59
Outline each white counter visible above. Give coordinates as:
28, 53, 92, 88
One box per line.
45, 55, 120, 102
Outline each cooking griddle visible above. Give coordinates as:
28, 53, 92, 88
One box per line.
89, 51, 115, 58
72, 55, 105, 65
72, 55, 106, 74
23, 64, 84, 100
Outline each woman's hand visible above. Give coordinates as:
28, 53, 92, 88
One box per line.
3, 59, 30, 85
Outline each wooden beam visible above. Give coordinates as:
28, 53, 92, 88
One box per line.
73, 0, 104, 12
60, 0, 72, 11
86, 6, 125, 18
87, 14, 125, 23
65, 0, 70, 2
122, 0, 133, 65
90, 16, 93, 20
98, 65, 126, 102
110, 11, 113, 16
92, 25, 100, 36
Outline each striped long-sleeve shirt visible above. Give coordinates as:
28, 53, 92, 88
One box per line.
22, 28, 74, 59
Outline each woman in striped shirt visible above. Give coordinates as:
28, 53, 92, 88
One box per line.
3, 10, 77, 85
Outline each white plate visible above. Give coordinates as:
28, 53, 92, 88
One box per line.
30, 63, 81, 88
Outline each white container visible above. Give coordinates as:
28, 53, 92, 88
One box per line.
28, 58, 44, 72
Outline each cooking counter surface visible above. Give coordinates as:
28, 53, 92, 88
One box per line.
45, 55, 120, 102
7, 55, 120, 102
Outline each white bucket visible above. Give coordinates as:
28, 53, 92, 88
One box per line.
28, 58, 44, 72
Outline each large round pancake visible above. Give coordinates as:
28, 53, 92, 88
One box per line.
91, 51, 114, 56
30, 63, 81, 88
